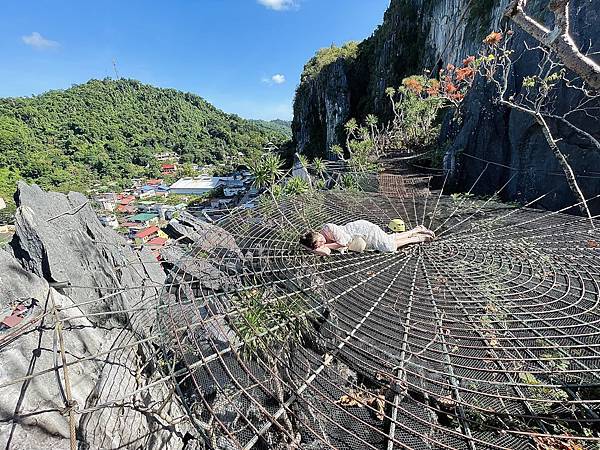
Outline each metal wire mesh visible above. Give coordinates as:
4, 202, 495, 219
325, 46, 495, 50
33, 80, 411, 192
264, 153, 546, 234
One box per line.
157, 175, 600, 449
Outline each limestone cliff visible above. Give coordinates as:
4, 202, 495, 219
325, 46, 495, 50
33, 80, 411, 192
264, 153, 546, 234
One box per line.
292, 0, 600, 211
292, 0, 505, 156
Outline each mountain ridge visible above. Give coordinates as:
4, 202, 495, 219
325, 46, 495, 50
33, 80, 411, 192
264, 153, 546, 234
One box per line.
0, 78, 290, 208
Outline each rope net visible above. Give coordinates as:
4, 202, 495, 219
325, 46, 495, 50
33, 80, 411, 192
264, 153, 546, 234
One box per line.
157, 172, 600, 449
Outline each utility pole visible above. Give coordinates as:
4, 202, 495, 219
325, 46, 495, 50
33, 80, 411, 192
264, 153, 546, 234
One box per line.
112, 58, 120, 79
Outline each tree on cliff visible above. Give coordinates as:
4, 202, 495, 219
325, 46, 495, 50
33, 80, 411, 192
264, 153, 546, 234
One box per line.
505, 0, 600, 90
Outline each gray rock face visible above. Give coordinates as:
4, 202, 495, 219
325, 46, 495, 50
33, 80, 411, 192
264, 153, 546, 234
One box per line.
292, 58, 353, 158
0, 183, 193, 450
292, 0, 599, 211
443, 0, 600, 213
292, 0, 498, 156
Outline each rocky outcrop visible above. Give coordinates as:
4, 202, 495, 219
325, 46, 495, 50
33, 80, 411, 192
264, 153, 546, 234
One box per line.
292, 0, 600, 211
164, 211, 240, 254
442, 0, 600, 212
0, 183, 194, 449
293, 58, 354, 158
292, 0, 504, 156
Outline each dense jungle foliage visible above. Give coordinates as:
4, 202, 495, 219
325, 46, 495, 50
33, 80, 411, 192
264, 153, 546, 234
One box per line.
0, 78, 290, 210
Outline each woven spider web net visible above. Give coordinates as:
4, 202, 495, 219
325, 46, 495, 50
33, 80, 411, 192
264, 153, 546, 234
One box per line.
157, 170, 600, 450
1, 165, 600, 449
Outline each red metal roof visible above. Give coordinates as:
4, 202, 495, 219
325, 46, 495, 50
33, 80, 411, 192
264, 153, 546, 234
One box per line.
146, 179, 163, 186
147, 237, 167, 247
135, 226, 160, 239
118, 196, 136, 205
2, 314, 24, 328
121, 222, 139, 228
161, 164, 175, 170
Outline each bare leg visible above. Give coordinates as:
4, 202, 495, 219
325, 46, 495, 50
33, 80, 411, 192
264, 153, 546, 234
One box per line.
393, 230, 418, 239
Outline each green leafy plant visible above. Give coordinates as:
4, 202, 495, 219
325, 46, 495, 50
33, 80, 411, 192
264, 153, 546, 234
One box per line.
313, 157, 326, 177
249, 153, 284, 189
519, 371, 569, 412
284, 176, 310, 196
232, 289, 310, 360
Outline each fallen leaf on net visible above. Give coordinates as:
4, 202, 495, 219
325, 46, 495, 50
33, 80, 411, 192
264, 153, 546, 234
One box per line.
533, 435, 583, 450
336, 391, 366, 408
438, 395, 456, 409
370, 394, 386, 421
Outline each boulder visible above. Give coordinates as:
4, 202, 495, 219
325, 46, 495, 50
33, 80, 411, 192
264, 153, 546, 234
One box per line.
0, 183, 193, 450
164, 212, 240, 254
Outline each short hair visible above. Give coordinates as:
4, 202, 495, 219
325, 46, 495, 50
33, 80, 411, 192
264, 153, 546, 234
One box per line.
299, 231, 321, 250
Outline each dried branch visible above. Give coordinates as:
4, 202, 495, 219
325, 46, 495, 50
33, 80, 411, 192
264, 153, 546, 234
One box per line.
504, 0, 600, 90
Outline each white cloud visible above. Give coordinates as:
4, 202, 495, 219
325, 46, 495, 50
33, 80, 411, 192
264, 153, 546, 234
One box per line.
271, 74, 286, 84
262, 74, 286, 85
22, 32, 59, 50
257, 0, 298, 11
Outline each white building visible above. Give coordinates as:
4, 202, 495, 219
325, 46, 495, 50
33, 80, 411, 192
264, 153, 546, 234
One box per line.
155, 151, 177, 162
170, 176, 222, 196
95, 193, 117, 212
0, 197, 6, 210
99, 215, 119, 229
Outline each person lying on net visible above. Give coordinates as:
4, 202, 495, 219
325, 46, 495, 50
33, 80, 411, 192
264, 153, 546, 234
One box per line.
299, 220, 435, 256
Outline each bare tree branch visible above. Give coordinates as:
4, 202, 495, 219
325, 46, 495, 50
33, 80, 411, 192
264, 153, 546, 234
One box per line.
479, 35, 597, 226
505, 0, 600, 90
543, 113, 600, 153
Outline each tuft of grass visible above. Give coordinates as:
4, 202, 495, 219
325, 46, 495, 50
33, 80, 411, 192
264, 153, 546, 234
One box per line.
519, 371, 569, 413
232, 289, 310, 361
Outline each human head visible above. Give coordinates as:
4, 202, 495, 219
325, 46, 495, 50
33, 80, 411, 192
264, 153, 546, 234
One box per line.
299, 231, 325, 249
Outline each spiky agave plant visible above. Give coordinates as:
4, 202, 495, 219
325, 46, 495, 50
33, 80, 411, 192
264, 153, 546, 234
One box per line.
250, 153, 284, 189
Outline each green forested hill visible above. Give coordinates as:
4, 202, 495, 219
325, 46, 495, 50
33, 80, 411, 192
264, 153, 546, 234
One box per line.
249, 119, 292, 138
0, 78, 289, 208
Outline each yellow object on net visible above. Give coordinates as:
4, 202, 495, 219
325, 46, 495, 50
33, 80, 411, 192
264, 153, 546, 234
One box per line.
388, 218, 406, 232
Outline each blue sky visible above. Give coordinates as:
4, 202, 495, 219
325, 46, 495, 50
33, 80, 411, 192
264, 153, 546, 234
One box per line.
0, 0, 390, 121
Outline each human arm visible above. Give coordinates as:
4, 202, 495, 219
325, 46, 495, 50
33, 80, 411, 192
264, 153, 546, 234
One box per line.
394, 234, 433, 250
324, 242, 346, 250
313, 246, 332, 256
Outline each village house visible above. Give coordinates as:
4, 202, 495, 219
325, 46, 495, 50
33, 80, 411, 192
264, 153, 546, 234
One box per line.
129, 212, 159, 227
98, 215, 119, 229
95, 193, 118, 212
133, 225, 168, 245
155, 151, 177, 162
147, 236, 168, 249
161, 163, 177, 175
